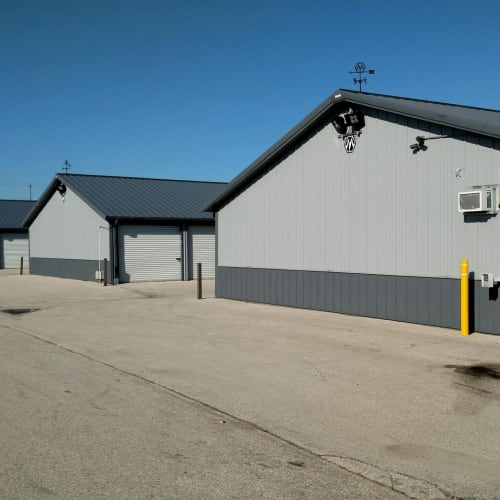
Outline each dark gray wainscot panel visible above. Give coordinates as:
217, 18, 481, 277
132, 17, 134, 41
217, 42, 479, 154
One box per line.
215, 267, 500, 335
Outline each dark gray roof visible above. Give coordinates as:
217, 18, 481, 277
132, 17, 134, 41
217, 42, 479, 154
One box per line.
204, 89, 500, 212
24, 174, 227, 227
0, 200, 36, 230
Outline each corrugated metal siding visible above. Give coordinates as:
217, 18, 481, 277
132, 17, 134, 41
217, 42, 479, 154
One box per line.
30, 257, 101, 281
1, 233, 29, 269
29, 187, 109, 261
189, 226, 215, 279
206, 91, 500, 214
216, 266, 462, 329
118, 225, 181, 282
216, 266, 500, 335
217, 111, 500, 280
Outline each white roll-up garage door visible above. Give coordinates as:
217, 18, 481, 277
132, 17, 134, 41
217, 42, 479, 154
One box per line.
1, 233, 29, 269
118, 225, 182, 283
190, 226, 215, 279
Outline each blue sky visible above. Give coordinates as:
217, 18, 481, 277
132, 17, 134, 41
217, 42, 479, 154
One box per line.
1, 0, 499, 200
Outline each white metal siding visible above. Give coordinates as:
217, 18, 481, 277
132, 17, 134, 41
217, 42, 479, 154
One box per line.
217, 110, 500, 279
1, 233, 29, 269
119, 225, 181, 282
29, 187, 110, 260
190, 226, 215, 279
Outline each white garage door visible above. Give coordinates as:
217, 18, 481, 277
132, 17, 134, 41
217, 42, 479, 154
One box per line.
190, 226, 215, 279
118, 225, 182, 283
1, 233, 29, 269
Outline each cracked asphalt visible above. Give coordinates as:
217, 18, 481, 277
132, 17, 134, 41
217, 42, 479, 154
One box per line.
1, 273, 500, 499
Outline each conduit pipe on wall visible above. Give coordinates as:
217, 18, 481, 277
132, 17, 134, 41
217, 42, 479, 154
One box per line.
461, 259, 469, 336
98, 226, 110, 281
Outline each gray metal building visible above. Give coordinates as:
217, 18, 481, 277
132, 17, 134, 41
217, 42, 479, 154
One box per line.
0, 200, 35, 269
24, 174, 226, 283
205, 89, 500, 335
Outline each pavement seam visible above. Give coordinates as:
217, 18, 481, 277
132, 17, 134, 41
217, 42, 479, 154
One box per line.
1, 322, 459, 500
320, 455, 459, 500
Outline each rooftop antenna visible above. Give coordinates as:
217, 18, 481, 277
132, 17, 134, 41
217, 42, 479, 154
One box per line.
63, 160, 71, 174
29, 183, 32, 201
349, 62, 375, 92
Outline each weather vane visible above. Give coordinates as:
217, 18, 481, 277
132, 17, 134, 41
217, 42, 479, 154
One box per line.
63, 160, 71, 174
349, 62, 375, 92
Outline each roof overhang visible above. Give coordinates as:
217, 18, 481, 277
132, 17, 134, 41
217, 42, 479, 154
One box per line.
0, 227, 29, 233
106, 216, 215, 226
22, 175, 64, 228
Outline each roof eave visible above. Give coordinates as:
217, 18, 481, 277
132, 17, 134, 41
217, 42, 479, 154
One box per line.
105, 216, 214, 224
203, 91, 344, 212
22, 177, 60, 227
0, 227, 29, 232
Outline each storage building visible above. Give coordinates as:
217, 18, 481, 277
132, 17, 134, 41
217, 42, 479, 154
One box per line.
205, 89, 500, 335
24, 174, 226, 283
0, 200, 35, 270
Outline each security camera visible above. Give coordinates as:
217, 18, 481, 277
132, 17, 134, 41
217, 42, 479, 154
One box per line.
410, 136, 428, 154
415, 136, 426, 147
345, 112, 365, 129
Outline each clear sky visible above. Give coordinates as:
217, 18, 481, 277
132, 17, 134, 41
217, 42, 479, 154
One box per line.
1, 0, 499, 200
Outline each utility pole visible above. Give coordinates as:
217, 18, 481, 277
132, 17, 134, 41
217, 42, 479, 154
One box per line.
29, 184, 32, 201
349, 62, 375, 92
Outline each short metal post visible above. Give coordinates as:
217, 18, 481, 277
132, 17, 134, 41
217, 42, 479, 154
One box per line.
103, 258, 108, 286
20, 257, 24, 275
197, 262, 202, 299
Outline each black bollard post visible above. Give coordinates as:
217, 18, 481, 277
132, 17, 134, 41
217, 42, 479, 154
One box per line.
197, 263, 202, 299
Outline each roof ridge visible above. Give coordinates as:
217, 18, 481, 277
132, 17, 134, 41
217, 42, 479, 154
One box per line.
57, 173, 227, 185
337, 89, 500, 113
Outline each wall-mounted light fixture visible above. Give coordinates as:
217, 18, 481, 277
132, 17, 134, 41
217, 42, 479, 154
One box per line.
332, 109, 366, 153
409, 134, 455, 154
332, 110, 366, 136
332, 116, 348, 135
409, 136, 428, 154
56, 183, 66, 198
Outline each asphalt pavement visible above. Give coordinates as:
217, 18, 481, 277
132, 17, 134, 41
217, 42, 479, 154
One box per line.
1, 273, 500, 499
0, 322, 404, 499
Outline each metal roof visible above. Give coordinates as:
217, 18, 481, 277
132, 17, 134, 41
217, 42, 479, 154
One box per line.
0, 200, 36, 230
23, 174, 227, 227
204, 89, 500, 212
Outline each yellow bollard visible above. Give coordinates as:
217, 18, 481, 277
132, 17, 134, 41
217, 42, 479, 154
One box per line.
461, 259, 469, 336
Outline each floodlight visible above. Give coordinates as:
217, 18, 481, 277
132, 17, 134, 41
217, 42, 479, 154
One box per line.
332, 116, 347, 135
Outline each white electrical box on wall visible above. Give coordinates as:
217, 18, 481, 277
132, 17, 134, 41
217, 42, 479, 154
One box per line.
458, 185, 499, 214
481, 273, 500, 288
481, 273, 495, 288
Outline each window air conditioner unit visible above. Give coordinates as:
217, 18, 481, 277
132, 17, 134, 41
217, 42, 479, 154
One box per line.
458, 188, 498, 214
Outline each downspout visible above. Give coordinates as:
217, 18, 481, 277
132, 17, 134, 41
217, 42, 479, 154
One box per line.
98, 225, 110, 282
112, 220, 119, 284
181, 225, 189, 280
